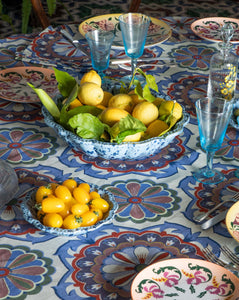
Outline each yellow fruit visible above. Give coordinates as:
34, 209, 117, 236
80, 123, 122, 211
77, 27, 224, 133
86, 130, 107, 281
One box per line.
63, 214, 82, 229
123, 131, 143, 142
35, 185, 53, 203
78, 182, 91, 193
71, 203, 89, 216
81, 211, 98, 227
69, 98, 83, 110
158, 100, 182, 121
99, 107, 129, 127
100, 91, 113, 106
153, 97, 165, 108
73, 187, 90, 204
146, 119, 169, 137
80, 70, 101, 87
132, 101, 159, 126
54, 185, 72, 203
90, 191, 101, 200
78, 82, 104, 106
43, 213, 63, 228
91, 198, 109, 213
128, 90, 144, 105
108, 94, 134, 113
62, 179, 78, 193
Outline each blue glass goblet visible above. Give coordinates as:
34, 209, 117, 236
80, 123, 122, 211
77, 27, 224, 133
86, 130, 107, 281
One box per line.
119, 13, 150, 81
193, 97, 233, 184
85, 30, 115, 80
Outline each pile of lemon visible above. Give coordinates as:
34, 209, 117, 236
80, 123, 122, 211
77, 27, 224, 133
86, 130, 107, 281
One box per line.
69, 70, 183, 142
35, 179, 110, 230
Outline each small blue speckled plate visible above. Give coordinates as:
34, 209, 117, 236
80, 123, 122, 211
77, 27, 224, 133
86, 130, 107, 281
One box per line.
21, 184, 118, 236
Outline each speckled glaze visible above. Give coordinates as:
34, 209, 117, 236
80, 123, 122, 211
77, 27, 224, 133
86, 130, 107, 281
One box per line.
21, 185, 118, 236
230, 99, 239, 129
42, 96, 190, 160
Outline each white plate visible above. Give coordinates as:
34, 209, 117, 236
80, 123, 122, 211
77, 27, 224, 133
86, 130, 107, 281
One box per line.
79, 14, 172, 49
0, 67, 58, 103
191, 17, 239, 42
131, 258, 239, 299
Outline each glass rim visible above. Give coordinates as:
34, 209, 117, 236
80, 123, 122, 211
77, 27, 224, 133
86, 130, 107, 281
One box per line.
118, 13, 151, 24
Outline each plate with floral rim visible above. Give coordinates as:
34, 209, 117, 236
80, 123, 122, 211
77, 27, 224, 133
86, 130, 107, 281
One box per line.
0, 67, 58, 103
226, 200, 239, 243
131, 258, 239, 299
191, 17, 239, 43
79, 14, 172, 49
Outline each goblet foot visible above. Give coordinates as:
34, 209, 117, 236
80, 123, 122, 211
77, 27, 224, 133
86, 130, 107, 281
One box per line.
193, 167, 225, 184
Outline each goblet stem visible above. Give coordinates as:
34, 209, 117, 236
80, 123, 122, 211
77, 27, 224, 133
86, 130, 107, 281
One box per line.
205, 150, 215, 177
131, 57, 137, 78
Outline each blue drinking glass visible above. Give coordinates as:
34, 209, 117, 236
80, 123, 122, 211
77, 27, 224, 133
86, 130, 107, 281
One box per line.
193, 97, 233, 184
85, 30, 115, 79
119, 13, 150, 80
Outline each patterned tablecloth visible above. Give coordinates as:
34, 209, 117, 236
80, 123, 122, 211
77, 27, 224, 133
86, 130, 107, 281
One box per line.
0, 16, 239, 300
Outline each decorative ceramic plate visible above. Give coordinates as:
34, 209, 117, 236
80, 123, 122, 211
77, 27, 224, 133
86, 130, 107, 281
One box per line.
0, 67, 58, 103
191, 17, 239, 42
230, 99, 239, 130
226, 200, 239, 243
131, 258, 239, 299
79, 14, 172, 49
21, 184, 118, 236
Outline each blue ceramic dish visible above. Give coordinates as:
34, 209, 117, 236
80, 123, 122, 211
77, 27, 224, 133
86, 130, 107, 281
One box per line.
230, 99, 239, 130
42, 95, 190, 160
21, 184, 118, 236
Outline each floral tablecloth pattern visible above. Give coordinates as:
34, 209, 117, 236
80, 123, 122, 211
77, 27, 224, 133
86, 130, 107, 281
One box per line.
0, 17, 238, 300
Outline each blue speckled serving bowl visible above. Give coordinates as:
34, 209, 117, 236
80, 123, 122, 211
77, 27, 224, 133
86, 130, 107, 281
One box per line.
21, 184, 118, 236
230, 99, 239, 130
42, 95, 190, 160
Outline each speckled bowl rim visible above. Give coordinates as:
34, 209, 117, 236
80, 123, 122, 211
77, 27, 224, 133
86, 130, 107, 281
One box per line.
42, 94, 190, 160
21, 184, 118, 236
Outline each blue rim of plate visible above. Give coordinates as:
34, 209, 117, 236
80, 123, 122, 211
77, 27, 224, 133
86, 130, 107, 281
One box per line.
21, 184, 118, 236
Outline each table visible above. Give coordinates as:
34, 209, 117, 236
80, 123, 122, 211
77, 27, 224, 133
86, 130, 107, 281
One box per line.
0, 16, 238, 300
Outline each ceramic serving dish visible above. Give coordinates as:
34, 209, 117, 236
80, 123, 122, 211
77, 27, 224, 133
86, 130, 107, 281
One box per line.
42, 94, 190, 160
21, 184, 118, 236
131, 258, 239, 299
226, 200, 239, 243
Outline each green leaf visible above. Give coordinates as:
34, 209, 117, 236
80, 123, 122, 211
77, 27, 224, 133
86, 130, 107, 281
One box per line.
68, 113, 106, 139
60, 105, 102, 127
109, 114, 146, 144
47, 0, 56, 16
53, 68, 77, 98
21, 0, 32, 34
62, 82, 78, 108
28, 83, 60, 120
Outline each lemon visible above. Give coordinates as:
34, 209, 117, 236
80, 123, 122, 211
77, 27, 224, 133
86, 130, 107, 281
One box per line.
78, 82, 104, 106
80, 70, 101, 87
158, 100, 182, 121
100, 91, 113, 107
123, 131, 143, 142
132, 101, 159, 126
69, 98, 83, 110
153, 97, 165, 108
108, 93, 134, 113
146, 119, 169, 137
128, 90, 144, 105
99, 107, 129, 127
